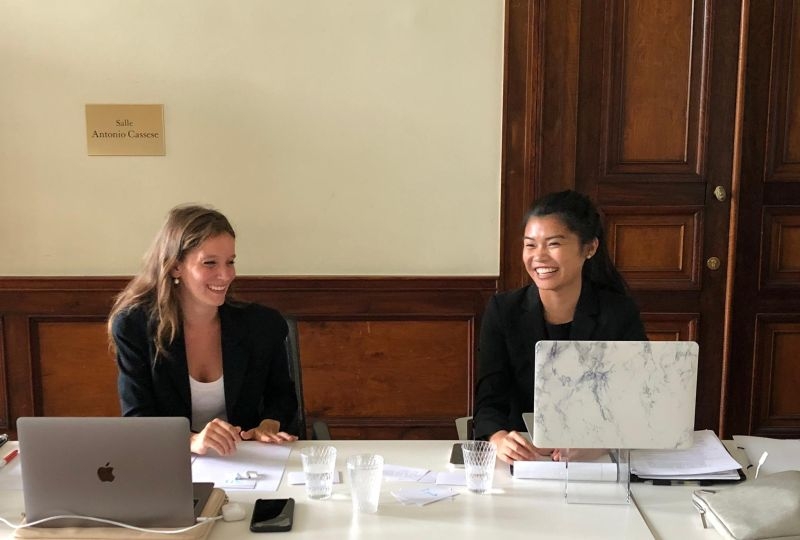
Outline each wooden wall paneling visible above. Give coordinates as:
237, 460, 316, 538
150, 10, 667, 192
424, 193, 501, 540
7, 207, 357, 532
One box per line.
2, 315, 35, 432
538, 0, 582, 196
298, 319, 472, 439
234, 278, 495, 439
500, 0, 541, 291
753, 316, 800, 437
725, 0, 774, 437
34, 319, 119, 417
0, 317, 6, 428
0, 278, 122, 315
502, 0, 588, 292
641, 313, 699, 342
0, 277, 496, 439
765, 1, 800, 181
576, 0, 716, 192
605, 0, 705, 175
762, 208, 800, 289
501, 0, 587, 293
0, 280, 121, 435
727, 0, 800, 437
604, 207, 702, 290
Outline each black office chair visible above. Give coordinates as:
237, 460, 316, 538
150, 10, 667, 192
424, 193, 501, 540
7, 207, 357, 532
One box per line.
284, 315, 331, 440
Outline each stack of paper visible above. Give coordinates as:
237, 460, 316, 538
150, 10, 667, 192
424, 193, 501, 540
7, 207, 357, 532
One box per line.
631, 430, 742, 481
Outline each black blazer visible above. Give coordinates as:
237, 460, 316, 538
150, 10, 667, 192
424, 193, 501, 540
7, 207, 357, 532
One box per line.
473, 281, 647, 440
112, 302, 299, 435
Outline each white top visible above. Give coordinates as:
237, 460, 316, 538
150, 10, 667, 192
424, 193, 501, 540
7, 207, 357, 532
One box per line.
189, 375, 227, 432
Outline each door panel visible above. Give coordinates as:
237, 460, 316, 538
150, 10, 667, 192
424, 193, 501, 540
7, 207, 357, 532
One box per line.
575, 0, 739, 432
605, 0, 706, 175
762, 210, 800, 289
726, 1, 800, 438
604, 207, 702, 289
641, 313, 698, 342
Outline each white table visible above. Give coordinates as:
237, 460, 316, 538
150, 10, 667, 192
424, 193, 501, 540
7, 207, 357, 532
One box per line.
630, 442, 749, 540
0, 440, 732, 539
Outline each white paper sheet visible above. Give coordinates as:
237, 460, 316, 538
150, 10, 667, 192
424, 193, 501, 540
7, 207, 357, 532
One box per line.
383, 464, 430, 482
631, 430, 741, 477
732, 435, 800, 476
512, 461, 619, 481
418, 471, 438, 484
391, 486, 459, 506
286, 470, 342, 485
219, 477, 258, 490
435, 471, 466, 486
0, 457, 22, 490
191, 442, 291, 491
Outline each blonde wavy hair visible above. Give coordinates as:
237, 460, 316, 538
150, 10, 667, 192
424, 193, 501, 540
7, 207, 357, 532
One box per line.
108, 204, 236, 360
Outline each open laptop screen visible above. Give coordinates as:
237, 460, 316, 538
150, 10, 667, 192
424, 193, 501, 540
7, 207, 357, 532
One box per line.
18, 416, 197, 528
530, 341, 698, 450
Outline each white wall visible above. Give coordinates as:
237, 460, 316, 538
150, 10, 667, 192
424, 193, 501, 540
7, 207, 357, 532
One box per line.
0, 0, 504, 276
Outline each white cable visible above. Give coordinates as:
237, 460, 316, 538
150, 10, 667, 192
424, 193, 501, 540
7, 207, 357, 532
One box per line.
754, 451, 769, 480
0, 514, 222, 534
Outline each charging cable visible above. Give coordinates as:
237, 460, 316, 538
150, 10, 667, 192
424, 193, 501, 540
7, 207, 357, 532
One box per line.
754, 451, 769, 480
0, 514, 223, 534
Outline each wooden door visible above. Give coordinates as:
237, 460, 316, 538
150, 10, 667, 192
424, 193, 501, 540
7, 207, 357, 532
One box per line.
501, 0, 743, 432
725, 1, 800, 438
575, 0, 744, 433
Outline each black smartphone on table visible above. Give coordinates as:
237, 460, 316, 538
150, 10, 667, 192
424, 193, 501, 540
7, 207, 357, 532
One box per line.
0, 434, 8, 448
250, 498, 294, 533
449, 442, 464, 467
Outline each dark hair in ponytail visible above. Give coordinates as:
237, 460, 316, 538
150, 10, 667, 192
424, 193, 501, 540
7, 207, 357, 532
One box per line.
523, 190, 630, 295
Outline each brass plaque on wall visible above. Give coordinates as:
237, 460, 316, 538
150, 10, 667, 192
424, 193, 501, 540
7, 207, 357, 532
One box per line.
85, 104, 165, 156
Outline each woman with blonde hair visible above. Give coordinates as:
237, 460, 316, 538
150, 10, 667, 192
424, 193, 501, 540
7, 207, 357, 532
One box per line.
108, 204, 298, 456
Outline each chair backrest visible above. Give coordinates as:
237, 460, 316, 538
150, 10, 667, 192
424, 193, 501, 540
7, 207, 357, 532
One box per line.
283, 315, 307, 439
283, 315, 331, 440
455, 416, 473, 440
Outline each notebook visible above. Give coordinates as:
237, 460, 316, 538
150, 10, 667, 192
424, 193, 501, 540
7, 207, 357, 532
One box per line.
526, 341, 699, 450
18, 416, 211, 528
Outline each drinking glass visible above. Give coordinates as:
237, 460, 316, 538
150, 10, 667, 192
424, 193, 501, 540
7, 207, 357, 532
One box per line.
462, 440, 496, 494
300, 445, 337, 500
347, 453, 384, 513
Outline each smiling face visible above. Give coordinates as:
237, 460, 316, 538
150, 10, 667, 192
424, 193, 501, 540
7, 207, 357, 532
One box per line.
523, 215, 598, 296
172, 233, 236, 315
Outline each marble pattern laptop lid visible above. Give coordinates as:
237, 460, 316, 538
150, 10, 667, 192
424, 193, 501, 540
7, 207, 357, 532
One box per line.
531, 341, 698, 450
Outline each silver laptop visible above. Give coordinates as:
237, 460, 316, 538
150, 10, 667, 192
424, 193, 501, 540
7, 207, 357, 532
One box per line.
18, 416, 210, 528
527, 341, 698, 450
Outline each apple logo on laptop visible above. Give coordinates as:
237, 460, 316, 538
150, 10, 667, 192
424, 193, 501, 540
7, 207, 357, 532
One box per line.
97, 462, 115, 482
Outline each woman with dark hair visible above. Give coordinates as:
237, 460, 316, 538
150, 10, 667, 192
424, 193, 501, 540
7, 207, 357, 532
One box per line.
473, 190, 647, 464
108, 204, 298, 456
